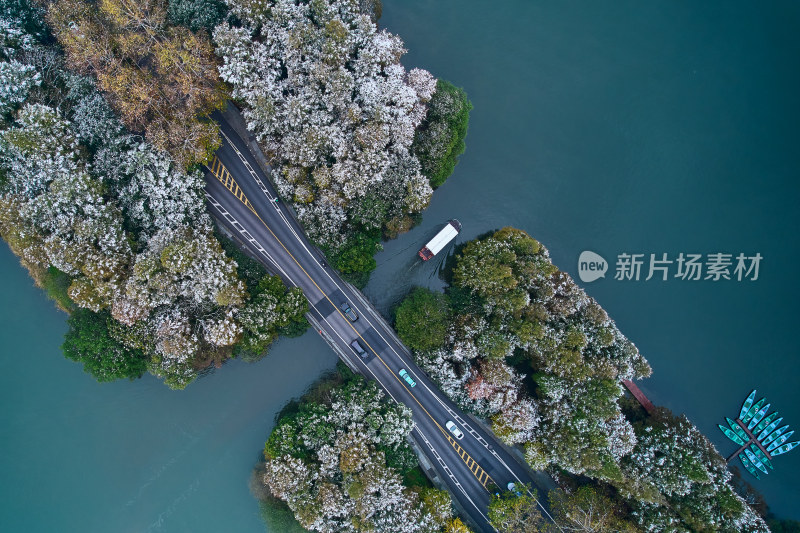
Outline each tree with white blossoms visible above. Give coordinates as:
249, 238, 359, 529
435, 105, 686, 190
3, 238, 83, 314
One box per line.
527, 375, 637, 481
394, 228, 649, 481
395, 228, 770, 530
262, 369, 454, 532
491, 398, 540, 446
202, 308, 242, 346
622, 409, 769, 533
413, 347, 473, 410
63, 75, 125, 149
548, 485, 639, 533
0, 56, 39, 117
214, 0, 436, 253
154, 308, 201, 360
120, 225, 246, 320
237, 274, 307, 355
0, 103, 132, 311
0, 0, 309, 389
104, 142, 208, 236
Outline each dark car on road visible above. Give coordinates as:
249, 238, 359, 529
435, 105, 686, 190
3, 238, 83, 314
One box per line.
340, 301, 358, 322
350, 339, 370, 360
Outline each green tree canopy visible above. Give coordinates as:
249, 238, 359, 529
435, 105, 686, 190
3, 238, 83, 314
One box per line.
413, 79, 473, 187
395, 287, 451, 352
62, 309, 148, 382
488, 487, 546, 533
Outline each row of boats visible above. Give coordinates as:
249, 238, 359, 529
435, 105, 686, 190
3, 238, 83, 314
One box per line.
718, 390, 798, 479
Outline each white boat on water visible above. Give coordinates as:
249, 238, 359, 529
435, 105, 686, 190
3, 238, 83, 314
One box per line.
418, 220, 461, 261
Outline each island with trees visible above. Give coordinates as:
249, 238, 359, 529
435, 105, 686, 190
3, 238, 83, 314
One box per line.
213, 0, 472, 285
393, 227, 770, 532
2, 0, 792, 531
254, 363, 473, 533
0, 0, 471, 387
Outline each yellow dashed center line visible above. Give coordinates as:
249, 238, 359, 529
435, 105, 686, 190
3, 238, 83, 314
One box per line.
206, 157, 494, 490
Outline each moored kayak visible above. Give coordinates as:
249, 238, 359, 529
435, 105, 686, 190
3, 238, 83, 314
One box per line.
767, 431, 794, 453
753, 412, 779, 437
727, 418, 749, 442
718, 424, 746, 446
748, 403, 771, 430
757, 417, 784, 442
739, 390, 756, 420
739, 453, 760, 479
763, 425, 790, 448
750, 445, 773, 470
744, 447, 769, 475
743, 398, 766, 424
770, 441, 799, 457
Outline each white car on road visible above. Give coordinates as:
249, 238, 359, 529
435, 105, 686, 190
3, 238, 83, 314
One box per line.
445, 420, 464, 440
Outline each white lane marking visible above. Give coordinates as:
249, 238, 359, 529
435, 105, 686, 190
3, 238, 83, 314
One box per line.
219, 136, 516, 486
206, 191, 505, 528
213, 138, 561, 529
414, 427, 496, 531
205, 192, 399, 408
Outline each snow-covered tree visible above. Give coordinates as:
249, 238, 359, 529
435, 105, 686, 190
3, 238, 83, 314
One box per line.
64, 75, 125, 149
0, 59, 39, 116
623, 409, 769, 533
491, 399, 540, 446
262, 371, 451, 532
0, 5, 304, 389
121, 225, 246, 318
113, 144, 207, 235
0, 103, 131, 311
202, 308, 243, 346
214, 0, 435, 248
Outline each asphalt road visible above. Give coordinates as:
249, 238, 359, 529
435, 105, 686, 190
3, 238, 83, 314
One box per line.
204, 114, 557, 532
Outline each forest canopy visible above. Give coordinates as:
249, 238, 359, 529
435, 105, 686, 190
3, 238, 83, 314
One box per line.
214, 0, 471, 283
0, 0, 306, 388
44, 0, 228, 168
396, 227, 768, 532
260, 365, 461, 533
0, 0, 472, 384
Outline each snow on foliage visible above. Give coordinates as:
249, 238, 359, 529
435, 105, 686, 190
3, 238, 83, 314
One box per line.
214, 0, 435, 247
113, 144, 207, 235
0, 103, 131, 311
123, 225, 246, 316
0, 59, 39, 116
399, 227, 765, 531
0, 18, 303, 388
202, 309, 243, 346
0, 18, 34, 57
262, 373, 452, 533
624, 410, 769, 532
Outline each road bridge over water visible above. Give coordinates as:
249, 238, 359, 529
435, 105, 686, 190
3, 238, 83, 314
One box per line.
204, 109, 559, 532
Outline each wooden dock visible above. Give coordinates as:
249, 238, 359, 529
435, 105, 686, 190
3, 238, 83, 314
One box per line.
622, 379, 655, 415
725, 418, 773, 464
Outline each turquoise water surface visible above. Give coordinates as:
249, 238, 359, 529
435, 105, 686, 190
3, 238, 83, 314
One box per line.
369, 0, 800, 520
0, 245, 338, 531
1, 1, 798, 531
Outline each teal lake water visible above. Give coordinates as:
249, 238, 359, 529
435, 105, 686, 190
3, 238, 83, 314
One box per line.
1, 0, 799, 530
0, 245, 339, 531
370, 0, 800, 520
